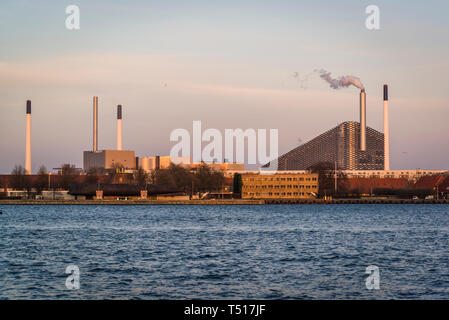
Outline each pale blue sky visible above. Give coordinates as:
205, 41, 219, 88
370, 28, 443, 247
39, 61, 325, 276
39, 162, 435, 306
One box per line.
1, 0, 448, 172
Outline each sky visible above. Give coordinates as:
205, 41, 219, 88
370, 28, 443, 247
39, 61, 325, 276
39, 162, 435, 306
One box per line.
0, 0, 448, 173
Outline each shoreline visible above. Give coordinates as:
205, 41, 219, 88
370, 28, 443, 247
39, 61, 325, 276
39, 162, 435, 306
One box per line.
0, 199, 448, 205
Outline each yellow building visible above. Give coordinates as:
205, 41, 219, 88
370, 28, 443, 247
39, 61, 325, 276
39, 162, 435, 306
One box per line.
138, 156, 191, 172
241, 173, 319, 199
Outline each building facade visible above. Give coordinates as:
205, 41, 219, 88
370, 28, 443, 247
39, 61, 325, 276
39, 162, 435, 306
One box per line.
138, 156, 244, 174
83, 150, 136, 171
266, 121, 384, 171
241, 173, 319, 199
138, 156, 191, 172
342, 169, 448, 182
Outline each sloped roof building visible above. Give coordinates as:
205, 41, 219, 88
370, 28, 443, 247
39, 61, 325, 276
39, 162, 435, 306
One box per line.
265, 121, 384, 171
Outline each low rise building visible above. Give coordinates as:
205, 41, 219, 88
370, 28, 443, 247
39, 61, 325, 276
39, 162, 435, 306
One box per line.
338, 178, 409, 195
241, 173, 319, 199
137, 156, 190, 171
412, 174, 449, 198
342, 169, 448, 182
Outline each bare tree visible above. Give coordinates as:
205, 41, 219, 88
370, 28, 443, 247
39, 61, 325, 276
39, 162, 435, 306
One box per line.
11, 165, 26, 190
134, 167, 149, 189
35, 165, 48, 194
61, 164, 77, 190
308, 162, 335, 197
152, 163, 224, 194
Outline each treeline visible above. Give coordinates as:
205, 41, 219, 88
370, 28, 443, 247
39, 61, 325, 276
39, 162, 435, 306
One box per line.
6, 163, 226, 195
307, 162, 437, 199
8, 164, 82, 192
150, 163, 225, 194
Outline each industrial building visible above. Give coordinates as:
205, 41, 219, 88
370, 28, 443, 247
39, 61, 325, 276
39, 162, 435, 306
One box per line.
83, 150, 136, 171
241, 173, 318, 199
138, 156, 190, 171
271, 121, 384, 171
265, 85, 390, 171
137, 156, 245, 174
83, 98, 137, 171
82, 97, 244, 175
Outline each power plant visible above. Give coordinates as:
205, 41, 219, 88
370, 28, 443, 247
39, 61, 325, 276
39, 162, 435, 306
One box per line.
5, 83, 449, 202
83, 97, 136, 171
265, 84, 389, 170
19, 84, 393, 174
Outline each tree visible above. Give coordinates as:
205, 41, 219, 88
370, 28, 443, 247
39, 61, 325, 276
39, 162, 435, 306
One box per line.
233, 173, 242, 195
151, 164, 191, 193
108, 163, 127, 184
11, 165, 26, 190
61, 164, 77, 190
35, 165, 48, 194
86, 167, 100, 184
308, 162, 335, 197
151, 163, 225, 194
134, 167, 149, 189
194, 164, 225, 193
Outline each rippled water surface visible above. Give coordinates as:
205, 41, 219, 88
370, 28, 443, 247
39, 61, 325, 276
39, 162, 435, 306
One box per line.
1, 204, 449, 299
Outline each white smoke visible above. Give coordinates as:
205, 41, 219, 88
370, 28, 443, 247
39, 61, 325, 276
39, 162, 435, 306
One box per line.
315, 69, 365, 90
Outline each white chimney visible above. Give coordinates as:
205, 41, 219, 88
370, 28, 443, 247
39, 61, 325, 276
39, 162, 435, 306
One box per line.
117, 105, 122, 151
360, 89, 366, 151
25, 100, 32, 175
383, 85, 390, 171
93, 96, 98, 152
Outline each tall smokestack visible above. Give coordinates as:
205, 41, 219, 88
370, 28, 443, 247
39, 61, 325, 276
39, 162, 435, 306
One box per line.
25, 100, 32, 175
93, 96, 98, 152
117, 105, 122, 151
360, 89, 366, 151
383, 85, 390, 171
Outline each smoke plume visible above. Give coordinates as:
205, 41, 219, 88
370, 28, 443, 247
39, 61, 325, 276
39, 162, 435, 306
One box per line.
315, 69, 364, 90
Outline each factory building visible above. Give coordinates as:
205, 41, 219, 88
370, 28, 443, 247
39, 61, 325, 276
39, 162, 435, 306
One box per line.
241, 173, 318, 199
83, 97, 137, 172
83, 150, 136, 171
265, 85, 390, 171
82, 97, 245, 174
138, 156, 191, 171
